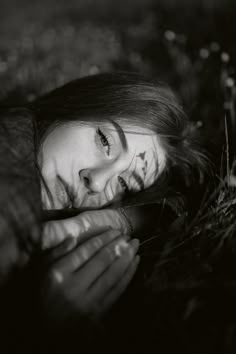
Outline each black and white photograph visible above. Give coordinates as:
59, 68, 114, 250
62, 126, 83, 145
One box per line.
0, 1, 236, 353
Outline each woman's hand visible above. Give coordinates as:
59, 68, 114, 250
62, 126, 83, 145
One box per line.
42, 209, 131, 250
42, 229, 140, 321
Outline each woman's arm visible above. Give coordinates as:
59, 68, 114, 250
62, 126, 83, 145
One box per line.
118, 204, 166, 235
42, 202, 176, 250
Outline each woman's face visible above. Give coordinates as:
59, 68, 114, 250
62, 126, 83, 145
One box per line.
38, 120, 166, 210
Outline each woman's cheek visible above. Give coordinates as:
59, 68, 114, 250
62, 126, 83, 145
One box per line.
80, 138, 103, 167
104, 180, 125, 205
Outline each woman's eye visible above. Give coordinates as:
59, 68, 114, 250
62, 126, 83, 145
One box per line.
117, 176, 129, 193
97, 128, 112, 156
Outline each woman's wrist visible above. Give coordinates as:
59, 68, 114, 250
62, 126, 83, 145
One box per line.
118, 207, 134, 235
117, 204, 166, 236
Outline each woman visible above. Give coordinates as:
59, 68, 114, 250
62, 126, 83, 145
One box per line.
0, 72, 206, 324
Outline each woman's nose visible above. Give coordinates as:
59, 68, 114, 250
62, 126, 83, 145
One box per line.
79, 168, 111, 193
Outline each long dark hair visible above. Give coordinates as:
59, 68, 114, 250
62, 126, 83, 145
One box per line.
30, 72, 208, 211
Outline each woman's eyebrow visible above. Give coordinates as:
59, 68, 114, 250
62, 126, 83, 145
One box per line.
109, 120, 128, 152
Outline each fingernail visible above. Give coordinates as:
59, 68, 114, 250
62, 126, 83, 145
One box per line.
114, 239, 129, 257
129, 238, 140, 256
53, 270, 64, 284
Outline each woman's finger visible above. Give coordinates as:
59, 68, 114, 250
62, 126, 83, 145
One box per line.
44, 237, 77, 264
42, 220, 66, 249
72, 237, 139, 291
86, 239, 139, 304
49, 229, 124, 279
99, 255, 140, 314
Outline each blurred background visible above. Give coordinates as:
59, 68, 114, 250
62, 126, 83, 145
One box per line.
0, 0, 236, 164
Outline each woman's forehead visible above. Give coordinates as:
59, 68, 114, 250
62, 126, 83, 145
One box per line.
106, 121, 154, 135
